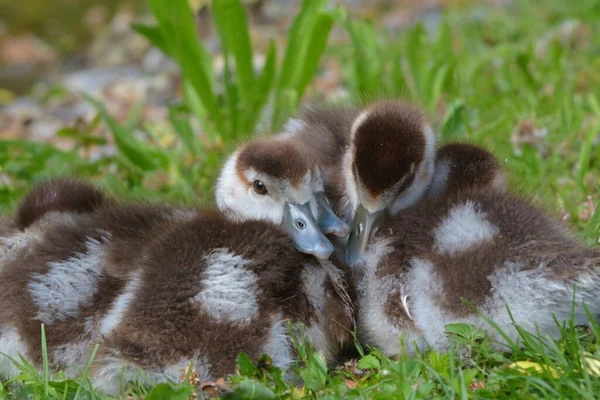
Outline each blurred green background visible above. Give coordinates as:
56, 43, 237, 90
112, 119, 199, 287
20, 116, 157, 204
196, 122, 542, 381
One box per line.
0, 0, 599, 241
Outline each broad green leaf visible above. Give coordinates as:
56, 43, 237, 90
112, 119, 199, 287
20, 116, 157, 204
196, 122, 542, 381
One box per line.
301, 352, 328, 392
85, 95, 164, 171
405, 23, 428, 99
236, 353, 259, 377
183, 79, 219, 142
131, 23, 171, 57
244, 39, 277, 133
358, 354, 380, 370
392, 56, 410, 97
295, 12, 335, 101
230, 379, 275, 399
277, 0, 326, 91
222, 51, 240, 139
146, 383, 192, 400
213, 0, 256, 104
272, 89, 298, 131
440, 100, 466, 140
445, 323, 474, 338
147, 0, 221, 134
273, 0, 326, 127
426, 62, 452, 110
584, 204, 600, 245
168, 106, 200, 156
345, 18, 383, 95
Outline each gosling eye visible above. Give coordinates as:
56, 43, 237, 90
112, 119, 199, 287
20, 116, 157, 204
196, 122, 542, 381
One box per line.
252, 180, 268, 195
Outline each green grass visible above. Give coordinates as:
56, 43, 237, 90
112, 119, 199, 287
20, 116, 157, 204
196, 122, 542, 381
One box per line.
1, 0, 600, 398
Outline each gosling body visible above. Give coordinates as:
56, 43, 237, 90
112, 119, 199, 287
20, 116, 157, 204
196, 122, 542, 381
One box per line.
0, 184, 354, 395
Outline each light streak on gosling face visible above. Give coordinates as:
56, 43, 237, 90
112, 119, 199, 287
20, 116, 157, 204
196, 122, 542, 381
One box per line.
216, 140, 335, 259
343, 101, 436, 266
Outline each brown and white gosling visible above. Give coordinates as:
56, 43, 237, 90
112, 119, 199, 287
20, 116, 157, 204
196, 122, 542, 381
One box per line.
0, 180, 355, 395
336, 101, 500, 265
343, 128, 600, 357
215, 137, 346, 258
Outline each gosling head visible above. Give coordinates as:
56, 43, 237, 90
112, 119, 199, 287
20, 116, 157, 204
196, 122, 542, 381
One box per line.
216, 140, 335, 259
342, 101, 436, 266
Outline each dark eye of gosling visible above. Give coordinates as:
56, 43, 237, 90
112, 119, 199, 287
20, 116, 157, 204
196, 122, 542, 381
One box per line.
253, 180, 268, 195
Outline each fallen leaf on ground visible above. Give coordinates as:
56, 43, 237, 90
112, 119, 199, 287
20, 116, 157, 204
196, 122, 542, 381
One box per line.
507, 361, 561, 378
344, 378, 358, 389
469, 381, 486, 391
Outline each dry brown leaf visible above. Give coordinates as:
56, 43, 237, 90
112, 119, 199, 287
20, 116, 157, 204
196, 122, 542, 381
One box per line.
469, 381, 486, 391
344, 378, 358, 389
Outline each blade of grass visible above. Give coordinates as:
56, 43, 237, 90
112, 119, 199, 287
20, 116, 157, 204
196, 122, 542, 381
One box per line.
148, 0, 223, 135
85, 94, 162, 172
273, 0, 326, 128
73, 344, 100, 400
344, 18, 383, 95
222, 52, 240, 139
168, 106, 200, 156
131, 23, 171, 56
212, 0, 256, 105
244, 39, 277, 133
295, 12, 335, 101
41, 324, 49, 398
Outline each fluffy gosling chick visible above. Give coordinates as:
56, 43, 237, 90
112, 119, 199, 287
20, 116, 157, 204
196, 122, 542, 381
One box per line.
0, 182, 355, 395
216, 139, 337, 258
353, 186, 600, 357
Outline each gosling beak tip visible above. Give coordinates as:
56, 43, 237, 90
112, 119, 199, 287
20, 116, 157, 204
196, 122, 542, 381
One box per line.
315, 191, 350, 238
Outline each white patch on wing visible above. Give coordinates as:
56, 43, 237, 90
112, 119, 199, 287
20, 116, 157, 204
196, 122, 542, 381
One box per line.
481, 262, 600, 349
28, 234, 109, 324
406, 258, 472, 352
0, 327, 29, 377
91, 352, 212, 396
192, 249, 258, 323
99, 270, 142, 337
434, 201, 499, 255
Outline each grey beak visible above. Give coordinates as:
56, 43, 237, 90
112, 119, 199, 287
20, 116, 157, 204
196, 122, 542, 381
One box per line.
345, 205, 390, 267
282, 202, 335, 259
315, 191, 350, 237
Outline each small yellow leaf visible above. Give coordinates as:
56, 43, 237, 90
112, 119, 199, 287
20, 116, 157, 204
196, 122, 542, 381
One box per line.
508, 361, 561, 379
291, 387, 304, 398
